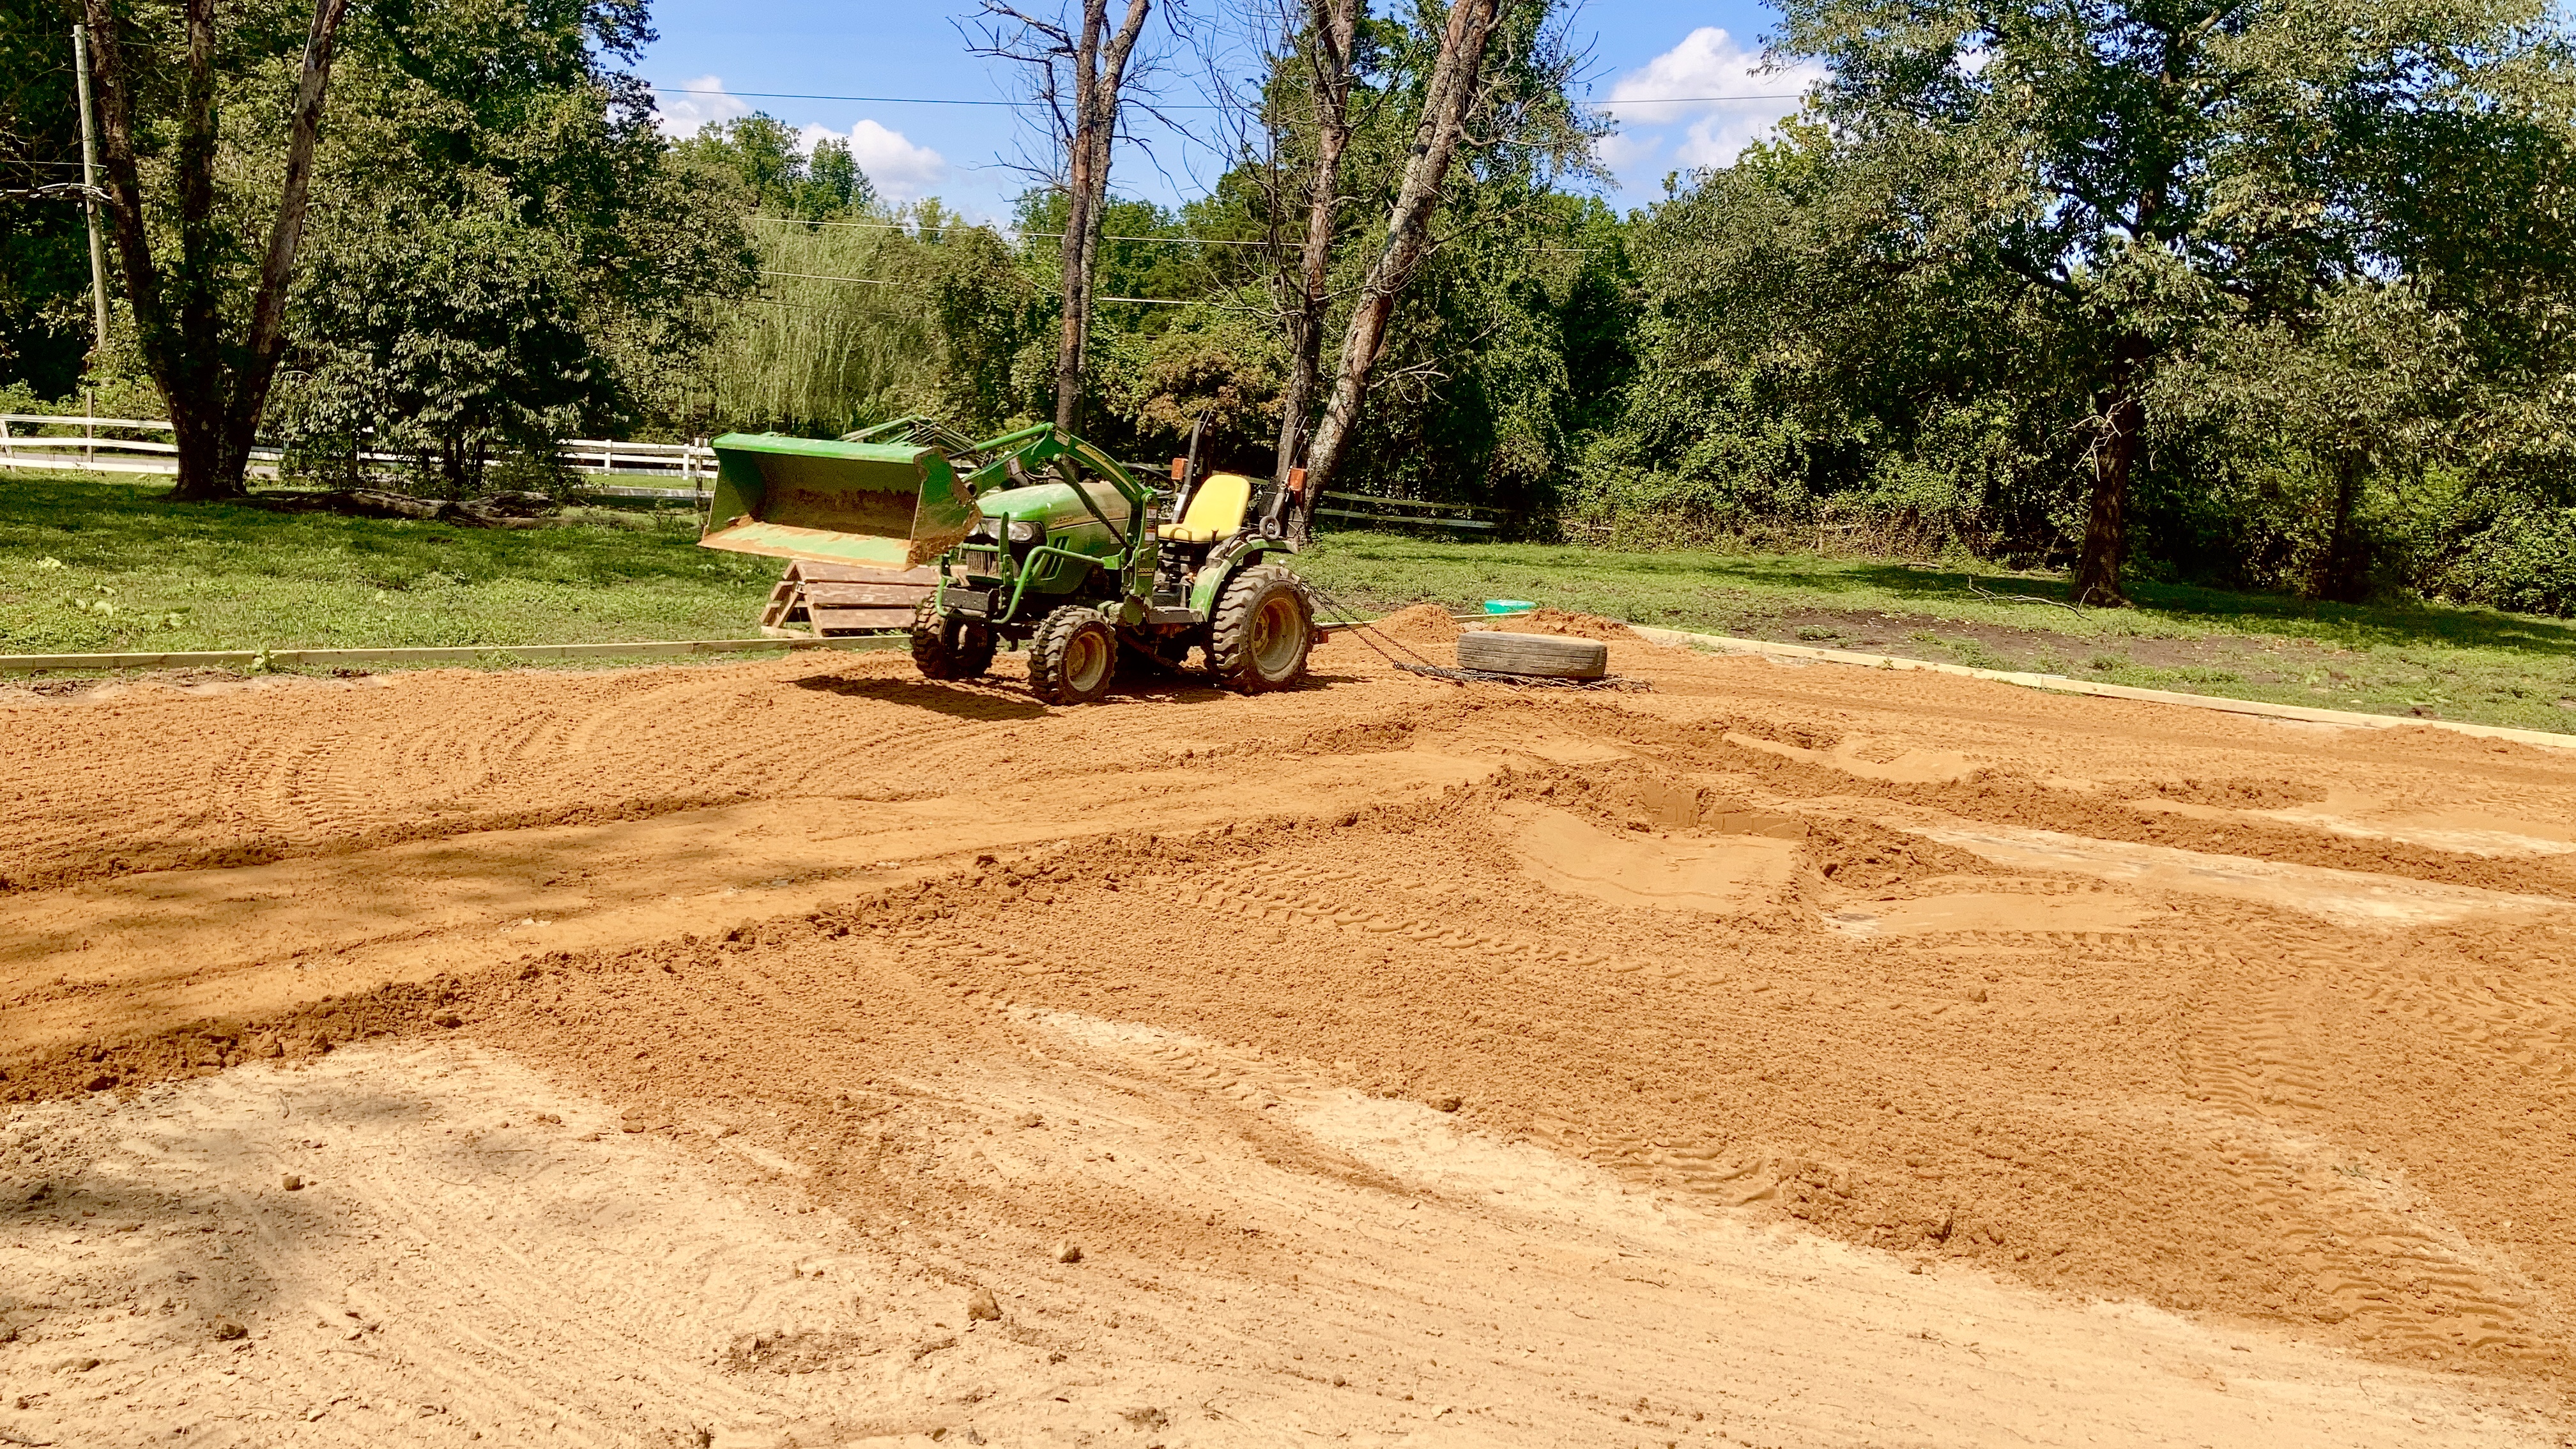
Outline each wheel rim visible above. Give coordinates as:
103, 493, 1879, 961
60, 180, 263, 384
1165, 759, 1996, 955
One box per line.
1062, 627, 1112, 694
1246, 594, 1304, 678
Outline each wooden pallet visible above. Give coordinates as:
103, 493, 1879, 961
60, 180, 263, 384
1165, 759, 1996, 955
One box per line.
761, 560, 939, 637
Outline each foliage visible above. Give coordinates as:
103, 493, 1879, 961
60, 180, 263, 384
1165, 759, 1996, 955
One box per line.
10, 0, 2576, 621
267, 0, 751, 493
1581, 0, 2576, 608
672, 113, 879, 219
658, 207, 948, 440
1575, 121, 2087, 555
0, 6, 93, 398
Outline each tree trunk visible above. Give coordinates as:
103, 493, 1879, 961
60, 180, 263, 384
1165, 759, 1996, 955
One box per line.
80, 0, 351, 502
1271, 0, 1362, 486
1052, 0, 1151, 433
2310, 456, 2370, 603
1291, 0, 1505, 542
2071, 336, 2149, 606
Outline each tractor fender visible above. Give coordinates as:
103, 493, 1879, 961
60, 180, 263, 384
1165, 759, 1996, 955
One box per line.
1187, 539, 1289, 616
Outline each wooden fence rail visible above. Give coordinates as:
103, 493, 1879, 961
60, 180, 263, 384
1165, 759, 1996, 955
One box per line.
1313, 491, 1501, 532
2, 420, 1519, 530
0, 415, 716, 491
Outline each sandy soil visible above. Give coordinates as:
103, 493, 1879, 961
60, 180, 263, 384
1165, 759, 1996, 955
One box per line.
6, 627, 2576, 1445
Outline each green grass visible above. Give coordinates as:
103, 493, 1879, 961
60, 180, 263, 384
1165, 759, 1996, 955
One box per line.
8, 476, 2573, 733
1298, 533, 2576, 733
0, 473, 781, 656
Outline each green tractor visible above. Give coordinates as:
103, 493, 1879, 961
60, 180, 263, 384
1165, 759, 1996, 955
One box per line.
696, 417, 1316, 704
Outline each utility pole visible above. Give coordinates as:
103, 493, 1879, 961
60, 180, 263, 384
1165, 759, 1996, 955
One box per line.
72, 24, 111, 356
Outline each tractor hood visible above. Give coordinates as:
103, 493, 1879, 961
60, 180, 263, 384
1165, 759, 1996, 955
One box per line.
977, 479, 1133, 536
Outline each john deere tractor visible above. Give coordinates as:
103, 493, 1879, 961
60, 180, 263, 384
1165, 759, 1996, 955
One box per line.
696, 417, 1315, 703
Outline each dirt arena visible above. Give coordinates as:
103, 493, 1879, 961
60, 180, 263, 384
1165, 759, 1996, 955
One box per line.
6, 611, 2575, 1446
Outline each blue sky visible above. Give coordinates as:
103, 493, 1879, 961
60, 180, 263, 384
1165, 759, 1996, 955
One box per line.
640, 1, 1816, 224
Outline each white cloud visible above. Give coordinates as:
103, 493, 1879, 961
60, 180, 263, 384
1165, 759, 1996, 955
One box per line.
1594, 129, 1664, 180
797, 119, 949, 203
653, 77, 949, 202
657, 74, 751, 136
1601, 27, 1824, 183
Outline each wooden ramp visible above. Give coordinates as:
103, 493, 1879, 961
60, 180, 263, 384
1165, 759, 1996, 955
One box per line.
760, 560, 939, 637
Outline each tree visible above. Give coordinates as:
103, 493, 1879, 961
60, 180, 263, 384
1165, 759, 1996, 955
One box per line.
274, 0, 752, 490
2154, 282, 2467, 601
1776, 0, 2573, 602
1265, 0, 1364, 480
1292, 0, 1505, 535
0, 12, 95, 397
81, 0, 351, 500
973, 0, 1157, 431
1584, 121, 2087, 555
673, 114, 880, 219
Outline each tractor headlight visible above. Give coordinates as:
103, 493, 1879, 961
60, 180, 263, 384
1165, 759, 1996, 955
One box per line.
1005, 520, 1042, 544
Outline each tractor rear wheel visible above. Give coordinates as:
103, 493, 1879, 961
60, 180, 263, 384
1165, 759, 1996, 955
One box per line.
1208, 563, 1314, 693
1029, 606, 1118, 705
910, 599, 994, 680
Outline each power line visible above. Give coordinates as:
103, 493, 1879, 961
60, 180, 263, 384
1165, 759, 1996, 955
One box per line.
1598, 94, 1806, 106
661, 86, 1023, 107
758, 266, 1195, 306
653, 84, 1802, 110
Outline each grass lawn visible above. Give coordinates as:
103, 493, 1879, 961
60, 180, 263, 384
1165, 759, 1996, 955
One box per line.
6, 474, 2573, 733
1298, 533, 2576, 734
0, 473, 781, 656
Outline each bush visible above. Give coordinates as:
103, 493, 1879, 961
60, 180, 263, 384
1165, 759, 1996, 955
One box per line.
2424, 504, 2576, 615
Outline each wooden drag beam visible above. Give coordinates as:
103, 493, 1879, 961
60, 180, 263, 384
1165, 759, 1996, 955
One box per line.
763, 562, 941, 638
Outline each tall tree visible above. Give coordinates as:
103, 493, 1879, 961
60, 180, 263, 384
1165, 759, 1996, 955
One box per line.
82, 0, 351, 500
974, 0, 1156, 431
1292, 0, 1505, 536
1777, 0, 2566, 602
2152, 282, 2467, 601
1268, 0, 1363, 480
673, 114, 880, 220
278, 0, 751, 491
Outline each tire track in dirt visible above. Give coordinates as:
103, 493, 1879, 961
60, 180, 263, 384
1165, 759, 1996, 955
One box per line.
8, 640, 2576, 1400
2172, 928, 2572, 1363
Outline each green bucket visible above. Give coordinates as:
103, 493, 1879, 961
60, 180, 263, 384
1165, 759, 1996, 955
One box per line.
698, 433, 979, 571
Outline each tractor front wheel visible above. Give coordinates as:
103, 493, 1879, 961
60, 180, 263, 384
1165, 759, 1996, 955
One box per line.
910, 599, 994, 680
1028, 606, 1118, 705
1208, 563, 1314, 693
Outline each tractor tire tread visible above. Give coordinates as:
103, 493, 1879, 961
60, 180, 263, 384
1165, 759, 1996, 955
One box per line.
1208, 562, 1315, 694
1028, 605, 1116, 705
910, 599, 993, 680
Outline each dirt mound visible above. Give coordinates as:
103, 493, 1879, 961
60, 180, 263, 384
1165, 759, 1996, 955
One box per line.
8, 640, 2576, 1414
2133, 775, 2330, 809
1501, 608, 1644, 642
1361, 602, 1462, 648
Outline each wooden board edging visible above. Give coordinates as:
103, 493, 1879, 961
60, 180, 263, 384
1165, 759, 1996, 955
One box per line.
0, 636, 905, 673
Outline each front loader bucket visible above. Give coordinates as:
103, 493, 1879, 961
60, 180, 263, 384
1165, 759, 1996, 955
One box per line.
696, 433, 978, 570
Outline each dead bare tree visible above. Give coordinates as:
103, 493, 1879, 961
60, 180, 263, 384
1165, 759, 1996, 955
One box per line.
81, 0, 353, 501
1288, 0, 1505, 540
1268, 0, 1363, 482
972, 0, 1156, 431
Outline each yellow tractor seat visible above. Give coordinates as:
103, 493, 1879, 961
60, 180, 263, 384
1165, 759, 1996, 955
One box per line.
1156, 471, 1254, 544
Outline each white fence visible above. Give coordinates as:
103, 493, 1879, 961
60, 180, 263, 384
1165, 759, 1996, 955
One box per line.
0, 415, 716, 498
